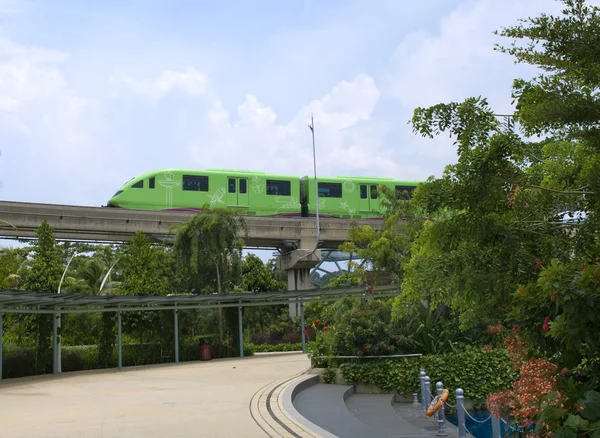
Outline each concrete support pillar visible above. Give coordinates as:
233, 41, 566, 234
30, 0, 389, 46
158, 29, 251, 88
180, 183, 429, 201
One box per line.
174, 308, 179, 364
286, 268, 314, 317
277, 242, 321, 318
117, 311, 122, 369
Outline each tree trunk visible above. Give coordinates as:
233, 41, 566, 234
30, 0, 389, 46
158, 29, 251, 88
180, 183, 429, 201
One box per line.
216, 262, 224, 342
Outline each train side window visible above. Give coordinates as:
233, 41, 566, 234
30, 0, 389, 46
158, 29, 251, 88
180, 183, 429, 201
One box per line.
318, 182, 342, 198
228, 178, 236, 193
239, 179, 247, 194
266, 180, 291, 196
182, 175, 209, 191
395, 185, 414, 200
360, 185, 367, 199
132, 180, 143, 188
370, 184, 377, 199
149, 177, 155, 189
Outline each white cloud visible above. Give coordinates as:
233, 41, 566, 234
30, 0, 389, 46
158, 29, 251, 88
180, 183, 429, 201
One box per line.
109, 67, 208, 99
0, 37, 95, 152
186, 73, 395, 178
388, 0, 562, 111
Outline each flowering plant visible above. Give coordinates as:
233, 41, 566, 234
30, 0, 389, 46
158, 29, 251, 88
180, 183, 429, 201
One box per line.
486, 330, 600, 437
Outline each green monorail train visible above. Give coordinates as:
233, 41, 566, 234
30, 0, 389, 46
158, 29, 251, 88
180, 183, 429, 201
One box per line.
106, 168, 420, 219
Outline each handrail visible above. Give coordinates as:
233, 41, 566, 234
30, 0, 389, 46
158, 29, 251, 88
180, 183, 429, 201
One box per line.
419, 368, 503, 438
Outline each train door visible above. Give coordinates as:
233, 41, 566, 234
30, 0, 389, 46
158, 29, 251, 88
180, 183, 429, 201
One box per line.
226, 177, 249, 208
359, 184, 370, 212
238, 178, 248, 207
369, 184, 380, 212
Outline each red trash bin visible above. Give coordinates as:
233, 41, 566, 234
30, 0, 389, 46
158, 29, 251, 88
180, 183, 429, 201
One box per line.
201, 344, 212, 361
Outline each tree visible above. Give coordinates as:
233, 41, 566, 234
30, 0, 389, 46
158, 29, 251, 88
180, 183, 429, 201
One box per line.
0, 246, 28, 289
120, 231, 170, 296
118, 232, 172, 349
339, 185, 431, 285
21, 220, 63, 372
239, 254, 287, 292
172, 208, 246, 295
495, 0, 600, 259
237, 254, 289, 335
172, 208, 246, 347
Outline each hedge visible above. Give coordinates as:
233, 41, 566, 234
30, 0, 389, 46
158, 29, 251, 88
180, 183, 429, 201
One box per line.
249, 342, 302, 353
340, 347, 518, 410
1, 337, 256, 379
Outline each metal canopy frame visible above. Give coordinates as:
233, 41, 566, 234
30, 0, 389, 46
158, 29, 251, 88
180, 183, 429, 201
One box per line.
0, 285, 398, 313
0, 285, 400, 382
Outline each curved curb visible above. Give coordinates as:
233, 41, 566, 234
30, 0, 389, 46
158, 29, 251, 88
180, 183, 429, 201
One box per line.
250, 370, 323, 437
279, 374, 339, 438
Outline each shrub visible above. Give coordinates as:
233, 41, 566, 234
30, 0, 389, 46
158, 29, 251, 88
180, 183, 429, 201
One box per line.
249, 342, 302, 353
2, 343, 36, 378
340, 346, 517, 410
323, 367, 337, 384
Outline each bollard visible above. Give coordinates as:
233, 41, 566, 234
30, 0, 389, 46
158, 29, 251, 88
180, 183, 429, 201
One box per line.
492, 415, 501, 438
436, 382, 447, 436
420, 368, 426, 409
413, 392, 420, 405
424, 376, 431, 410
456, 388, 467, 438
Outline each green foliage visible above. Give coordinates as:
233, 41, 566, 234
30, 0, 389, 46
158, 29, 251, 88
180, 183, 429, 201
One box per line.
323, 367, 337, 384
509, 259, 600, 375
341, 347, 518, 410
22, 220, 62, 293
317, 297, 412, 357
172, 208, 246, 294
0, 246, 27, 289
339, 185, 429, 284
120, 231, 170, 296
247, 342, 302, 353
495, 0, 600, 142
239, 254, 287, 292
21, 220, 63, 373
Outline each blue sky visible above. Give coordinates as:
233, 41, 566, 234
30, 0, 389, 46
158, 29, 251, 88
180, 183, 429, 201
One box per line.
0, 0, 571, 260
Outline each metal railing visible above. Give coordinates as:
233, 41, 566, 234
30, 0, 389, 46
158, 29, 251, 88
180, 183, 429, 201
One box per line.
418, 367, 503, 438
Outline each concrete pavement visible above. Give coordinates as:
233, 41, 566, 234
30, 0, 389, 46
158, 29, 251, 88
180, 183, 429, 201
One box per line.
0, 353, 311, 438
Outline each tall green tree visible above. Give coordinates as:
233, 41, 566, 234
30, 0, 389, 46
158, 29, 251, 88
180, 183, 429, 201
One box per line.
119, 232, 172, 348
238, 254, 288, 334
172, 208, 246, 347
21, 220, 63, 372
495, 0, 600, 258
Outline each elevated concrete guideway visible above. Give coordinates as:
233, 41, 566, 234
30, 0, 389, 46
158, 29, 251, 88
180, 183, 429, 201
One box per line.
0, 200, 382, 250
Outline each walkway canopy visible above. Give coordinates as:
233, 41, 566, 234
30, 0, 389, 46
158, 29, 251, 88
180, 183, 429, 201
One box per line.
0, 285, 399, 314
0, 285, 401, 381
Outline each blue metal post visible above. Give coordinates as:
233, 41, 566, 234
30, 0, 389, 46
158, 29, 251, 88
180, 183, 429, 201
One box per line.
424, 376, 431, 409
117, 311, 122, 369
300, 301, 306, 352
456, 388, 467, 438
492, 415, 501, 438
174, 308, 179, 363
238, 304, 244, 357
0, 310, 3, 382
52, 311, 58, 374
420, 368, 426, 409
436, 381, 447, 436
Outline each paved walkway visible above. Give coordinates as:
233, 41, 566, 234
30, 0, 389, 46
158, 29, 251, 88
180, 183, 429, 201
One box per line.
0, 353, 310, 438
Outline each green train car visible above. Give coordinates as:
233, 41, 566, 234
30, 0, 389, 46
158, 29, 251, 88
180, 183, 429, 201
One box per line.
106, 168, 420, 219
